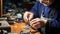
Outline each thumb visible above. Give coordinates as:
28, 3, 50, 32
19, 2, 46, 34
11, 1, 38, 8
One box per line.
29, 13, 34, 21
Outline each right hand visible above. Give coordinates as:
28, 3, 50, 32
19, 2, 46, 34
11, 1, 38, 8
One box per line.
23, 12, 34, 22
30, 18, 45, 29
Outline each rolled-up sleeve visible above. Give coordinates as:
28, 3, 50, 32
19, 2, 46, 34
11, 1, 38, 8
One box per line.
46, 11, 60, 28
45, 11, 60, 34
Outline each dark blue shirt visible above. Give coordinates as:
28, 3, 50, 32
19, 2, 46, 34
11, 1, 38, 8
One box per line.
30, 1, 60, 28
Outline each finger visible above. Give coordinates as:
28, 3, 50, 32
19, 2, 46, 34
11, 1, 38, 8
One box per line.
32, 22, 41, 29
32, 22, 40, 26
30, 18, 40, 23
23, 12, 29, 22
29, 13, 34, 21
30, 19, 39, 26
30, 18, 40, 25
30, 21, 40, 27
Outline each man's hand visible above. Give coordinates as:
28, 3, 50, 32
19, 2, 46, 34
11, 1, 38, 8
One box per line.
29, 18, 44, 29
23, 12, 34, 22
29, 18, 47, 29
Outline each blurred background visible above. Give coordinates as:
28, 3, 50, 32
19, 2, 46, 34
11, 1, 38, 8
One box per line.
3, 0, 38, 15
0, 0, 42, 34
1, 0, 39, 21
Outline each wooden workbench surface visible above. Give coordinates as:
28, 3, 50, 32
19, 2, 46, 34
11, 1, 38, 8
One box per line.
11, 22, 41, 34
